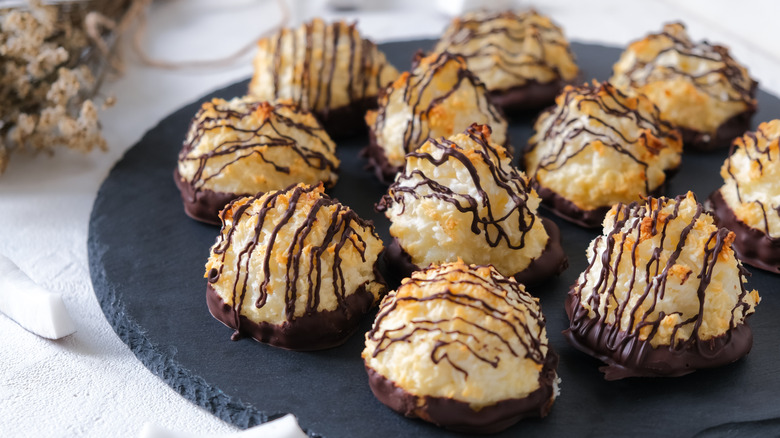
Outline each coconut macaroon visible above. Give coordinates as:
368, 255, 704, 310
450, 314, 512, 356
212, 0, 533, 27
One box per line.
524, 81, 682, 228
377, 124, 566, 284
174, 98, 339, 225
432, 9, 579, 112
610, 22, 757, 152
248, 18, 399, 138
364, 52, 509, 183
564, 192, 760, 380
205, 183, 386, 350
363, 261, 559, 433
709, 120, 780, 273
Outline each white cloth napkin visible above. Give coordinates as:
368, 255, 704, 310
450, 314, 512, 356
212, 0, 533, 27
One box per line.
139, 415, 308, 438
0, 254, 76, 340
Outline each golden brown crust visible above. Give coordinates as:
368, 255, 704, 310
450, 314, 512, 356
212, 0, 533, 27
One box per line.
565, 192, 760, 379
709, 120, 780, 272
205, 183, 386, 350
363, 260, 558, 421
573, 192, 759, 348
434, 10, 578, 93
717, 120, 780, 237
610, 23, 757, 147
378, 124, 562, 280
365, 52, 509, 174
175, 97, 339, 224
525, 81, 682, 222
249, 18, 399, 124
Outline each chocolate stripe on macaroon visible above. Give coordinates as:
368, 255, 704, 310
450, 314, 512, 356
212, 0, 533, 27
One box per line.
524, 81, 682, 228
610, 22, 757, 152
433, 9, 579, 112
205, 183, 386, 350
377, 123, 566, 284
175, 98, 339, 224
707, 120, 780, 274
564, 193, 760, 379
249, 18, 399, 138
364, 52, 509, 184
363, 261, 560, 433
709, 190, 780, 274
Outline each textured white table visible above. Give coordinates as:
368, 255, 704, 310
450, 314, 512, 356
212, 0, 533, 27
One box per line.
2, 0, 779, 436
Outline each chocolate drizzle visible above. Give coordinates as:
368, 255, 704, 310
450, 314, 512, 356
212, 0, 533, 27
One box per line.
250, 19, 398, 137
363, 263, 558, 433
365, 52, 507, 178
721, 123, 780, 236
377, 124, 565, 280
564, 194, 758, 379
176, 100, 338, 224
709, 190, 780, 274
708, 122, 780, 273
433, 10, 578, 111
612, 22, 757, 150
381, 125, 530, 245
525, 81, 681, 226
618, 23, 755, 107
206, 184, 386, 350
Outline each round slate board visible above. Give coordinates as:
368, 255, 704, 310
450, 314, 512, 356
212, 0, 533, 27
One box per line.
89, 40, 780, 437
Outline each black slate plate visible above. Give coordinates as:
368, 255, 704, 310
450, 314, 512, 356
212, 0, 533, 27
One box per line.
89, 40, 780, 437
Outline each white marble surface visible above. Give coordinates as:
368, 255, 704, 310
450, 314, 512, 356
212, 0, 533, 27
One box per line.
1, 0, 779, 436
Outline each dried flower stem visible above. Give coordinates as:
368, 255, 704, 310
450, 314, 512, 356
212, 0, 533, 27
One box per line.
0, 0, 130, 175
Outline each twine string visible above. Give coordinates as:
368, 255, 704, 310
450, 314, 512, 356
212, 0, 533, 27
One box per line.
84, 0, 290, 73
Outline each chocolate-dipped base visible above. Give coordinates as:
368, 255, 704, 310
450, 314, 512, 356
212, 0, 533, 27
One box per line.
207, 282, 376, 351
174, 169, 248, 225
489, 79, 569, 114
362, 127, 401, 185
317, 96, 377, 139
534, 184, 611, 229
384, 217, 567, 286
364, 349, 558, 434
678, 107, 755, 152
563, 291, 755, 380
532, 168, 679, 229
708, 189, 780, 274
